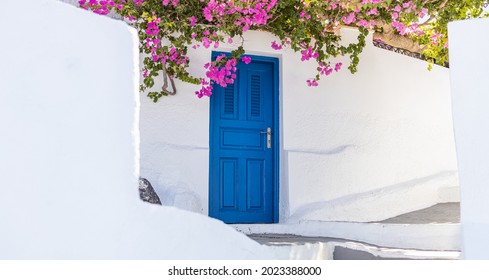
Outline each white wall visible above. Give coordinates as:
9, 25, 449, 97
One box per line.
140, 29, 459, 222
449, 18, 489, 259
0, 0, 274, 259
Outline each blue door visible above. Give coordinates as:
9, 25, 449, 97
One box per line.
209, 53, 279, 224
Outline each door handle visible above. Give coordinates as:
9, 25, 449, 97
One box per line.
260, 127, 272, 149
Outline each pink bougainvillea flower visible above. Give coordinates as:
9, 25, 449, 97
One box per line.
241, 56, 252, 64
271, 41, 282, 50
334, 62, 342, 72
134, 0, 144, 6
306, 79, 318, 87
215, 54, 226, 62
145, 22, 159, 36
341, 12, 356, 25
419, 8, 429, 18
367, 8, 378, 16
189, 16, 197, 26
202, 37, 212, 48
301, 47, 317, 61
319, 65, 333, 76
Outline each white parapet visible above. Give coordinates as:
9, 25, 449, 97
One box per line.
449, 18, 489, 260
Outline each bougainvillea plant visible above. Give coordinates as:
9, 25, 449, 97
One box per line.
79, 0, 488, 101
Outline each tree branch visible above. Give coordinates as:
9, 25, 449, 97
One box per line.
373, 20, 425, 54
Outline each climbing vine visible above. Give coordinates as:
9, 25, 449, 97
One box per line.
79, 0, 489, 101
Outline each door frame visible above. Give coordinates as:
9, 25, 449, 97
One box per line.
208, 51, 280, 223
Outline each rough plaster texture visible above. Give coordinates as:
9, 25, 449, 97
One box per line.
0, 0, 275, 259
140, 28, 459, 222
449, 18, 489, 260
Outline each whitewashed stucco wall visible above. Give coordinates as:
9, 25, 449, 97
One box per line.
0, 0, 275, 259
449, 18, 489, 260
140, 28, 459, 222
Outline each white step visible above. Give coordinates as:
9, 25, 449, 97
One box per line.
233, 220, 461, 251
252, 234, 460, 260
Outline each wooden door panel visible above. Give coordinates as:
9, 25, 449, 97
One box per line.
210, 53, 278, 224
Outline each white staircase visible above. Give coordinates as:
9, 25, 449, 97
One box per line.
235, 203, 461, 260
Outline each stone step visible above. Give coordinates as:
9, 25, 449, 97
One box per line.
235, 202, 461, 252
251, 234, 460, 260
332, 245, 459, 260
377, 202, 460, 224
234, 220, 460, 251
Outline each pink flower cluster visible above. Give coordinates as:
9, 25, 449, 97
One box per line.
388, 1, 431, 37
78, 0, 122, 15
191, 1, 279, 97
306, 79, 318, 87
81, 0, 444, 99
146, 21, 159, 36
301, 47, 318, 61
430, 31, 447, 48
342, 12, 356, 25
203, 0, 277, 31
195, 79, 213, 98
271, 41, 283, 50
271, 40, 290, 51
162, 0, 178, 6
195, 55, 252, 98
299, 10, 311, 20
196, 55, 238, 98
357, 19, 376, 29
322, 0, 429, 40
241, 56, 252, 64
307, 62, 342, 87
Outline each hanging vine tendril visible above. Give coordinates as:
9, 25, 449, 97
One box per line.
162, 66, 176, 96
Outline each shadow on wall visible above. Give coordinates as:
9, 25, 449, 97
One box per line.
286, 144, 355, 155
139, 177, 202, 214
288, 171, 459, 223
149, 177, 203, 213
